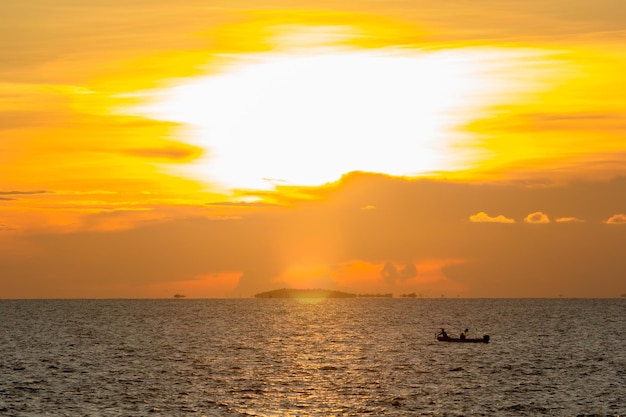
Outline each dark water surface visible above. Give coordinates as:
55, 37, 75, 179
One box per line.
0, 299, 624, 416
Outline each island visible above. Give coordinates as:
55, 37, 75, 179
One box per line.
254, 288, 395, 298
254, 288, 357, 299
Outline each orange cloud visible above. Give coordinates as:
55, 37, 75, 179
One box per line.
524, 211, 550, 224
604, 214, 626, 225
123, 144, 203, 162
469, 212, 515, 223
555, 216, 584, 223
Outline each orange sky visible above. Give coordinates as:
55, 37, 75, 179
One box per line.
2, 0, 626, 298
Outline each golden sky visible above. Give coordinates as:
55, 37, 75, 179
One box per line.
2, 0, 626, 298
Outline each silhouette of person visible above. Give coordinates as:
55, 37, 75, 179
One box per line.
460, 329, 467, 340
438, 328, 448, 339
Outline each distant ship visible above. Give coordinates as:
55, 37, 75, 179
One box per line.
173, 294, 186, 298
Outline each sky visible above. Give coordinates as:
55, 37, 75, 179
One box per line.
2, 0, 626, 298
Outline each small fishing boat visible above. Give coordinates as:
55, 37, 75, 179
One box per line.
435, 329, 489, 343
437, 335, 490, 343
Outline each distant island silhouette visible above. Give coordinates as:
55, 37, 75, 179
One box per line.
254, 288, 393, 298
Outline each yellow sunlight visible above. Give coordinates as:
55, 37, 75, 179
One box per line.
127, 29, 554, 191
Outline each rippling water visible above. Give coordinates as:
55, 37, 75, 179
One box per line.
1, 299, 624, 416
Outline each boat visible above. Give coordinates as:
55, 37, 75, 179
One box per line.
437, 335, 490, 343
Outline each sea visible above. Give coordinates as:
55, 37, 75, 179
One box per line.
0, 298, 623, 416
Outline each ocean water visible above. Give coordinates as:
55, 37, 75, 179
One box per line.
0, 298, 624, 416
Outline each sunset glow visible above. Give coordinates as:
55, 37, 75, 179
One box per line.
2, 1, 626, 298
130, 45, 550, 190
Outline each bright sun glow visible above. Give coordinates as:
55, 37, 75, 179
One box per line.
131, 47, 542, 191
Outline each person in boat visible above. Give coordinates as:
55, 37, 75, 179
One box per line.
438, 328, 449, 339
460, 328, 468, 340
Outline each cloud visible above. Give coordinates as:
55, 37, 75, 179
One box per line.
380, 262, 399, 284
360, 205, 376, 210
206, 201, 278, 207
469, 211, 515, 223
400, 262, 418, 280
524, 211, 550, 224
555, 216, 584, 223
380, 261, 417, 284
123, 145, 202, 162
0, 190, 48, 195
604, 213, 626, 224
55, 190, 118, 196
0, 190, 49, 201
0, 111, 57, 130
505, 112, 626, 133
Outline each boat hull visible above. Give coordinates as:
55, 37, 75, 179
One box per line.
437, 335, 489, 343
